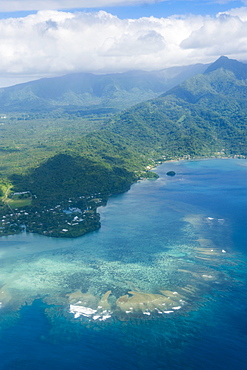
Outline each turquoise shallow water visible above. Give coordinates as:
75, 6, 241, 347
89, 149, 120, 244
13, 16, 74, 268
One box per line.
0, 158, 246, 369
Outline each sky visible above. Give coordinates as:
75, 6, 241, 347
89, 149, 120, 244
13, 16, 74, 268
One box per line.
0, 0, 247, 87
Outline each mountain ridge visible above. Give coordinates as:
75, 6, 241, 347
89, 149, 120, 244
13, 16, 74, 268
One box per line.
108, 56, 247, 157
0, 63, 208, 112
204, 56, 247, 79
0, 56, 246, 238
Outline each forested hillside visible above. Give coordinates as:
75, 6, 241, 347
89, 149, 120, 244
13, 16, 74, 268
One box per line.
0, 63, 207, 113
108, 56, 247, 157
0, 56, 246, 238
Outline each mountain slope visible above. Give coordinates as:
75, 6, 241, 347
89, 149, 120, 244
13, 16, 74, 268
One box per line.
107, 57, 247, 157
0, 64, 207, 112
204, 55, 247, 79
1, 56, 246, 238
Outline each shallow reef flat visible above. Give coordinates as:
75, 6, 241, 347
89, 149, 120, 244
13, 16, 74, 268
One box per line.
116, 290, 185, 315
0, 209, 239, 325
0, 159, 246, 330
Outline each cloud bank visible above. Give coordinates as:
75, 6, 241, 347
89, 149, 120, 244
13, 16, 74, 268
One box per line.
0, 7, 247, 83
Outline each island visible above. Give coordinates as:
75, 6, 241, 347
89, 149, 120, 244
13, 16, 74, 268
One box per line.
166, 171, 176, 177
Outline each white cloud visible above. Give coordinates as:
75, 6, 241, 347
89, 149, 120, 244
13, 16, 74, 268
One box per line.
0, 0, 165, 12
218, 6, 247, 20
181, 10, 247, 58
0, 8, 247, 85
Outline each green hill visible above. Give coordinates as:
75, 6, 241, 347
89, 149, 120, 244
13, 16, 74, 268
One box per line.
0, 56, 246, 238
108, 56, 247, 158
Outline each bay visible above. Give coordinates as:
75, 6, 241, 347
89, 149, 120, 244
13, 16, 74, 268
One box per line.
0, 158, 246, 369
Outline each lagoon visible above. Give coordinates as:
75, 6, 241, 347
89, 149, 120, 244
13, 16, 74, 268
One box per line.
0, 159, 246, 369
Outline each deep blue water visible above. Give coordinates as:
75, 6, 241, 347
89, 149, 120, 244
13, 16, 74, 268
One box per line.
0, 159, 246, 369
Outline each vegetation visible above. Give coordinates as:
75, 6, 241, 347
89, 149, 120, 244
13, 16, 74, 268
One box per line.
0, 56, 246, 238
108, 59, 247, 158
0, 64, 207, 113
10, 154, 136, 205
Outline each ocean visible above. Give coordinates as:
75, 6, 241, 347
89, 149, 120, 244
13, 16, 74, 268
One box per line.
0, 158, 246, 369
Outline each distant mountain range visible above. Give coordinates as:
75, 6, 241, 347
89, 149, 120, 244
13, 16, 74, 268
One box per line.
0, 63, 208, 112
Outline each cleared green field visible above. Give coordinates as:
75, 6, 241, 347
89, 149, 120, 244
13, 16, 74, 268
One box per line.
7, 198, 32, 208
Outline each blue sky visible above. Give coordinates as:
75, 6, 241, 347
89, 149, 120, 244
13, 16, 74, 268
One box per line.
0, 1, 245, 19
0, 0, 247, 87
68, 1, 246, 18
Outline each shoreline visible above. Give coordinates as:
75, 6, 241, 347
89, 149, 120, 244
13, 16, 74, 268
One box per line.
0, 156, 246, 240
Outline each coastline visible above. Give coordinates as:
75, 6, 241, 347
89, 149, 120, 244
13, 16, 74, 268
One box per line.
0, 154, 246, 239
0, 158, 246, 324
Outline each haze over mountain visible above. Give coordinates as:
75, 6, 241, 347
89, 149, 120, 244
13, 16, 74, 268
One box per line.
0, 63, 208, 113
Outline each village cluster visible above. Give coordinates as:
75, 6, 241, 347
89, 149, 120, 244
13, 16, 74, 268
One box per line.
0, 194, 104, 237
